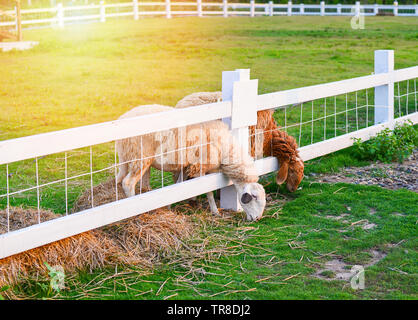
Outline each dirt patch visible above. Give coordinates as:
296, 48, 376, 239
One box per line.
392, 212, 406, 217
362, 223, 377, 230
315, 214, 378, 229
324, 214, 349, 221
349, 219, 377, 231
313, 249, 387, 281
311, 151, 418, 192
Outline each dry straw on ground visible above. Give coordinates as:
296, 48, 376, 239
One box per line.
0, 178, 196, 298
0, 207, 120, 297
0, 178, 272, 299
71, 178, 195, 265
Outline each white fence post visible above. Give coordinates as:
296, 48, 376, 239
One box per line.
250, 0, 255, 17
320, 1, 325, 16
393, 1, 398, 16
14, 5, 17, 32
220, 69, 258, 212
133, 0, 139, 20
100, 1, 106, 23
197, 0, 202, 17
300, 3, 304, 15
355, 1, 360, 17
287, 1, 292, 16
268, 1, 273, 16
57, 2, 64, 28
374, 3, 378, 16
374, 50, 394, 125
165, 0, 171, 19
337, 3, 341, 15
223, 0, 228, 18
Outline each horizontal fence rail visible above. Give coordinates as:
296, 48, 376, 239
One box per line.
0, 50, 417, 259
0, 101, 232, 165
0, 1, 416, 31
257, 66, 418, 111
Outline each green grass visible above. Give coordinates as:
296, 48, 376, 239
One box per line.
13, 180, 418, 300
1, 16, 417, 211
1, 16, 417, 299
1, 16, 417, 139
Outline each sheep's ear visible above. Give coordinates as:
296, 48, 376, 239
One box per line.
276, 162, 289, 185
241, 193, 253, 204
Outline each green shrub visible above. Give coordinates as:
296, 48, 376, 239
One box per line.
352, 121, 417, 163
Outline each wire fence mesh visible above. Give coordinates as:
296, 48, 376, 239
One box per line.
0, 77, 417, 239
249, 79, 417, 161
0, 122, 222, 235
395, 78, 417, 118
249, 89, 376, 160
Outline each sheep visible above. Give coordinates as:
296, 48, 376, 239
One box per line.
115, 104, 267, 221
175, 92, 304, 192
250, 108, 304, 193
175, 91, 222, 109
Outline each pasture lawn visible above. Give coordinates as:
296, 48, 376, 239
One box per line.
1, 16, 417, 139
0, 16, 417, 299
13, 179, 418, 300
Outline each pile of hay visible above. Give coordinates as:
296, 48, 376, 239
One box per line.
0, 179, 196, 297
71, 178, 195, 264
0, 207, 120, 295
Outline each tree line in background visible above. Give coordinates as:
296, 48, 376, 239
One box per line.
0, 0, 415, 10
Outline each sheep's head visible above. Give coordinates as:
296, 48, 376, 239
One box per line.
271, 129, 304, 193
237, 183, 266, 222
275, 161, 289, 185
286, 157, 304, 193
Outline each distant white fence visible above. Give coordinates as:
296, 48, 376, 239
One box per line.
0, 50, 417, 259
0, 1, 417, 31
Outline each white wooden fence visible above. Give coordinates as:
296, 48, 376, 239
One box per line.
0, 50, 417, 259
0, 1, 417, 31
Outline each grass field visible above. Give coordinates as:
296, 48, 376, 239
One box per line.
0, 16, 417, 299
1, 16, 417, 139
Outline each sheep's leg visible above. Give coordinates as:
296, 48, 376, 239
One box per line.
122, 160, 152, 197
174, 171, 187, 184
141, 169, 151, 192
116, 159, 128, 184
122, 171, 143, 197
206, 191, 220, 216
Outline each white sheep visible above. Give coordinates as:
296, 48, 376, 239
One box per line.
175, 91, 222, 109
116, 104, 266, 221
175, 92, 305, 192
